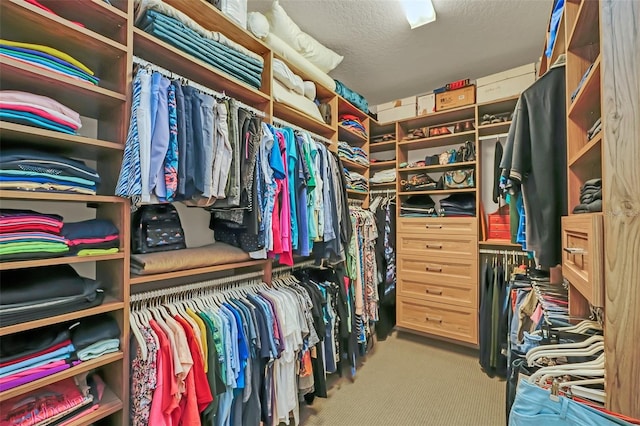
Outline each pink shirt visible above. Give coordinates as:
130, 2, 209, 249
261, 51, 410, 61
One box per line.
0, 91, 80, 124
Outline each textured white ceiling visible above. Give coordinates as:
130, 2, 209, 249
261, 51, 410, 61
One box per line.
248, 0, 552, 106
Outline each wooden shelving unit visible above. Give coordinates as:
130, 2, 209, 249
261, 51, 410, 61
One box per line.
370, 160, 397, 169
0, 1, 131, 423
341, 157, 369, 173
397, 130, 476, 150
398, 161, 477, 174
273, 102, 336, 137
130, 260, 269, 285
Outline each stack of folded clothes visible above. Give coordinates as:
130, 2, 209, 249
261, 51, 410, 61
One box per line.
334, 80, 368, 114
0, 317, 118, 394
338, 142, 369, 166
344, 169, 368, 192
0, 373, 107, 425
0, 39, 98, 85
0, 91, 82, 135
0, 149, 100, 194
135, 1, 264, 89
369, 169, 396, 184
339, 114, 368, 138
439, 193, 476, 217
587, 118, 602, 140
62, 219, 119, 256
400, 195, 436, 217
0, 209, 68, 261
571, 62, 594, 102
0, 264, 105, 327
573, 178, 602, 213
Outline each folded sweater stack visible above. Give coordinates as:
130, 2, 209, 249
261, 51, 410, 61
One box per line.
338, 141, 369, 166
0, 39, 98, 85
0, 90, 82, 135
62, 219, 120, 256
339, 114, 368, 138
0, 149, 100, 195
344, 169, 368, 192
440, 193, 476, 217
573, 178, 602, 214
0, 209, 68, 261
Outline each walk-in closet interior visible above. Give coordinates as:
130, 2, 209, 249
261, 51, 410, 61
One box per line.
0, 0, 638, 424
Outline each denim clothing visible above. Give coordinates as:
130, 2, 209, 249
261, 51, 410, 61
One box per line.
148, 73, 170, 199
164, 84, 178, 201
172, 80, 188, 198
0, 49, 98, 84
180, 85, 199, 199
510, 379, 623, 425
138, 10, 262, 89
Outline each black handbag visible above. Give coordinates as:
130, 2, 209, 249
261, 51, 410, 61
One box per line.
456, 141, 476, 163
132, 204, 186, 254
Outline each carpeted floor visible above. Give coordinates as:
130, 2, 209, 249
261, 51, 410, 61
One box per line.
298, 331, 505, 426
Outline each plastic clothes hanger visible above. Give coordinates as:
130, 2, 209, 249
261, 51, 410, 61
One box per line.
129, 306, 148, 361
526, 335, 604, 364
528, 340, 604, 367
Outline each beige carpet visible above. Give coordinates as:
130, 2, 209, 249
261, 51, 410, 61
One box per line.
298, 331, 505, 426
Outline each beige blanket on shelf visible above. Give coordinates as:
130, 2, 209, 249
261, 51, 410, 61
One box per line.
130, 243, 251, 275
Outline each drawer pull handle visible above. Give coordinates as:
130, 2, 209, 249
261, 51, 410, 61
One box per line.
426, 266, 443, 272
426, 244, 443, 249
426, 224, 443, 229
564, 247, 587, 255
426, 289, 443, 295
426, 316, 443, 324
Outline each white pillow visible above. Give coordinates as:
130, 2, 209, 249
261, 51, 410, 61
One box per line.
272, 58, 305, 96
247, 12, 269, 39
303, 81, 316, 100
272, 79, 324, 123
266, 1, 344, 73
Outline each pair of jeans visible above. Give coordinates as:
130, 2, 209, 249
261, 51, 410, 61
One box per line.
510, 379, 626, 425
180, 85, 204, 198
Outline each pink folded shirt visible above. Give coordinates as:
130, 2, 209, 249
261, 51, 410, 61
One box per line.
0, 91, 80, 124
67, 234, 118, 246
0, 101, 81, 129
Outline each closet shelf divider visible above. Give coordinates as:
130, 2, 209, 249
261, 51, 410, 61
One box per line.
568, 133, 602, 168
397, 130, 476, 150
567, 55, 601, 118
338, 124, 368, 144
272, 103, 336, 137
568, 0, 600, 49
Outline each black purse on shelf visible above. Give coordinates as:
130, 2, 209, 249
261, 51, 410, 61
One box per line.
132, 204, 186, 254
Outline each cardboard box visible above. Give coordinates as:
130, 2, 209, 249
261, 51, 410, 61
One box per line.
376, 96, 416, 123
476, 63, 536, 103
435, 86, 475, 111
417, 93, 436, 116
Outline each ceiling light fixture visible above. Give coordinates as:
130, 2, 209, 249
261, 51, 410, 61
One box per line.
400, 0, 437, 29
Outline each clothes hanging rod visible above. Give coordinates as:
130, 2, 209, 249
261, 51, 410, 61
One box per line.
132, 56, 266, 118
272, 116, 334, 146
370, 188, 396, 195
271, 259, 318, 275
479, 133, 509, 141
479, 248, 528, 256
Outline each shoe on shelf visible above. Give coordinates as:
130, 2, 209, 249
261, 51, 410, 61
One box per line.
490, 115, 501, 124
430, 127, 441, 137
454, 122, 463, 133
481, 114, 492, 125
439, 126, 452, 135
464, 121, 475, 131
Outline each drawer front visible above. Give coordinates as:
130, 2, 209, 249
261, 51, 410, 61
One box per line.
397, 297, 477, 344
398, 217, 478, 236
561, 214, 604, 306
398, 272, 476, 308
397, 233, 476, 258
398, 255, 477, 285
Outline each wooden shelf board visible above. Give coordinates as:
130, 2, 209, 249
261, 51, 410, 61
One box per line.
0, 298, 124, 337
398, 130, 476, 150
0, 352, 123, 402
568, 56, 601, 118
399, 188, 476, 196
476, 94, 520, 107
347, 189, 368, 196
130, 259, 269, 285
0, 252, 124, 271
272, 102, 335, 137
370, 182, 396, 188
397, 105, 476, 128
1, 0, 127, 64
133, 29, 270, 107
338, 124, 368, 144
479, 240, 523, 248
369, 141, 396, 153
478, 121, 512, 137
569, 133, 602, 168
371, 121, 396, 136
568, 0, 600, 50
370, 160, 397, 168
549, 10, 567, 66
0, 191, 125, 203
164, 0, 270, 55
64, 386, 123, 426
340, 157, 368, 173
398, 161, 476, 173
337, 95, 369, 122
0, 58, 126, 119
0, 122, 124, 158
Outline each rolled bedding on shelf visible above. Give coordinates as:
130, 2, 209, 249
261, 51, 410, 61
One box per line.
135, 2, 263, 89
272, 79, 324, 123
335, 80, 369, 114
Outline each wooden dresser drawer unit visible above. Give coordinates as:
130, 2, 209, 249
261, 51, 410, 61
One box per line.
561, 214, 604, 307
398, 255, 477, 285
397, 233, 476, 258
398, 272, 476, 308
398, 217, 478, 236
397, 297, 478, 344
